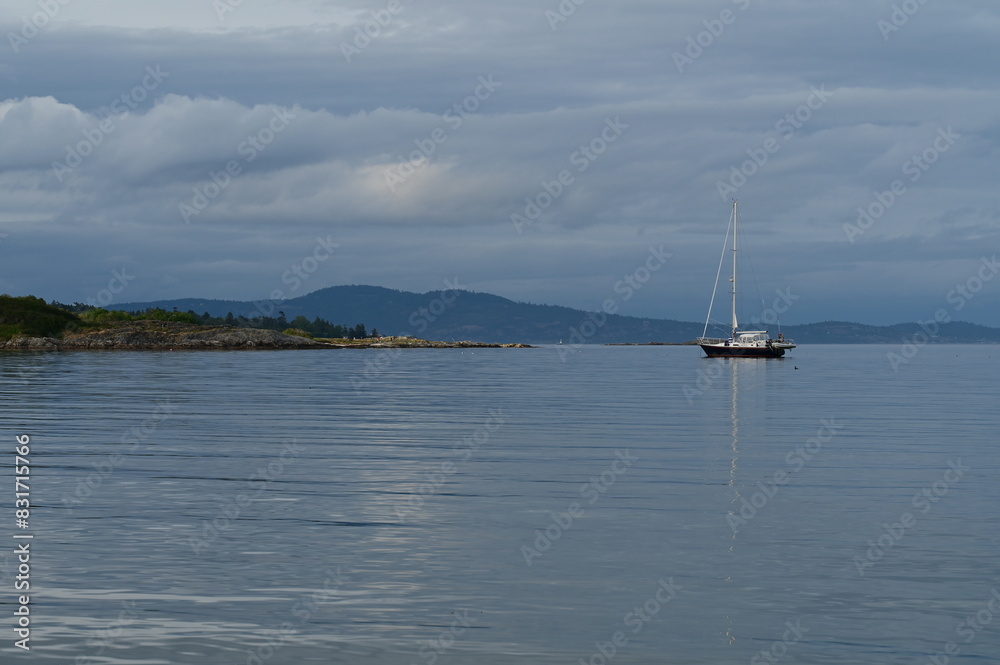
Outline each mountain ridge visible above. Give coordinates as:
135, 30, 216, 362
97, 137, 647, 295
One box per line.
111, 285, 1000, 344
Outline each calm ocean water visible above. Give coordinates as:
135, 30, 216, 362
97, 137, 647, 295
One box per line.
2, 344, 999, 664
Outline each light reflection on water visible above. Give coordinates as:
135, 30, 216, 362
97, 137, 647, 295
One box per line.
1, 345, 998, 663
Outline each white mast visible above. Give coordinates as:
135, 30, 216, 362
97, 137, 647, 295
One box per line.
730, 200, 738, 338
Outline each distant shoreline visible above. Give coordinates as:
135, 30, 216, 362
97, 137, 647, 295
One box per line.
0, 321, 534, 351
107, 285, 1000, 344
604, 342, 700, 346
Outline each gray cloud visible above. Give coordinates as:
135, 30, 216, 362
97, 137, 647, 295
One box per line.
1, 1, 999, 325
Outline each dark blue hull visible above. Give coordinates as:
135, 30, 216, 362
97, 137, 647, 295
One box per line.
700, 344, 787, 358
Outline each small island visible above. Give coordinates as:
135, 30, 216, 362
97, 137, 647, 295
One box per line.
0, 295, 532, 350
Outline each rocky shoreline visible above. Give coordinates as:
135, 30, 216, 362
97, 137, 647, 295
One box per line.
0, 321, 533, 350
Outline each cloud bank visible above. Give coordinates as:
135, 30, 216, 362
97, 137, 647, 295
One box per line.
1, 0, 998, 325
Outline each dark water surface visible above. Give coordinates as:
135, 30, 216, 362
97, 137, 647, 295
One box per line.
2, 344, 999, 664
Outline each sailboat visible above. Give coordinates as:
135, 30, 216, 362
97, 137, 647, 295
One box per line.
697, 201, 795, 358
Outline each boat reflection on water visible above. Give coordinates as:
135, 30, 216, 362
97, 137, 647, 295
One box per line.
717, 357, 771, 648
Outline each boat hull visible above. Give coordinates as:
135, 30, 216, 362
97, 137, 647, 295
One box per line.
700, 344, 787, 358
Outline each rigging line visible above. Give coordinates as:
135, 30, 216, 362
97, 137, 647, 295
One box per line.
702, 206, 735, 339
737, 205, 767, 329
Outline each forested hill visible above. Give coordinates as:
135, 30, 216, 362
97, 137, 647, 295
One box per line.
113, 285, 1000, 344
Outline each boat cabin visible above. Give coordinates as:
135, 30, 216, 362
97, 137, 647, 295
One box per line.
733, 331, 770, 346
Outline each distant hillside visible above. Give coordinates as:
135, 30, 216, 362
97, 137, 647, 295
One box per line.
114, 285, 703, 343
114, 285, 1000, 344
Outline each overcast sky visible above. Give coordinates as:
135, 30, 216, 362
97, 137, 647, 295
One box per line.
1, 0, 998, 326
